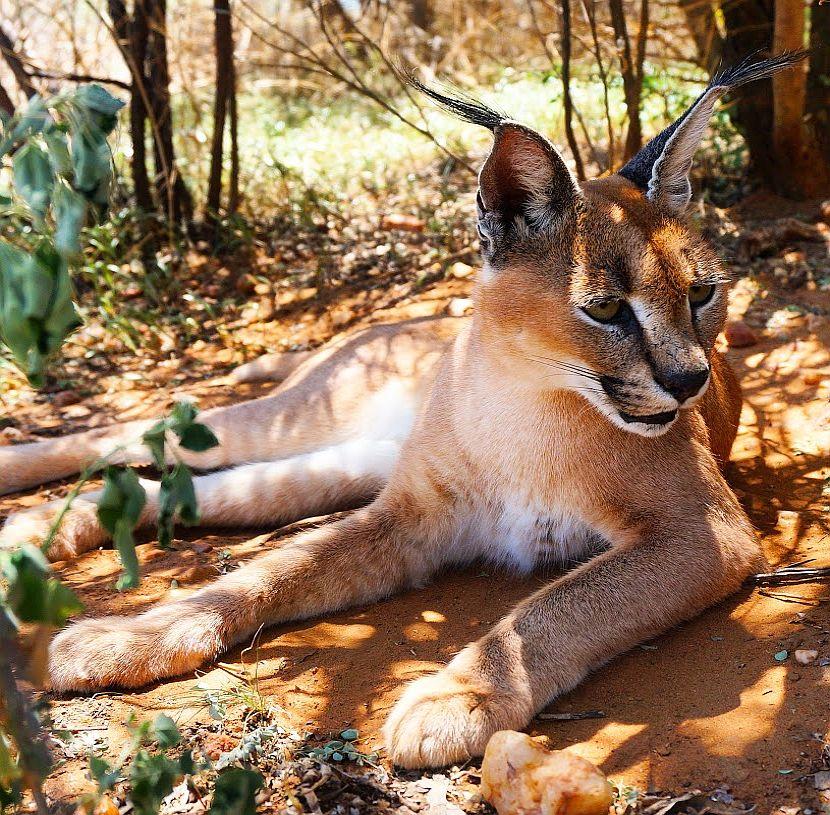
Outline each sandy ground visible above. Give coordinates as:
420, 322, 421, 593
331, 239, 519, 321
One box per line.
2, 201, 830, 814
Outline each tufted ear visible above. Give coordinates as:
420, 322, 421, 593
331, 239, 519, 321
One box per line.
618, 51, 808, 214
405, 73, 580, 235
478, 122, 580, 228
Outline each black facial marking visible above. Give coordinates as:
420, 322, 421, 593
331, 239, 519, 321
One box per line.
618, 408, 678, 426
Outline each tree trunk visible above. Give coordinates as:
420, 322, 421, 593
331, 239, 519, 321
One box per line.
608, 0, 642, 159
0, 26, 36, 99
721, 0, 828, 197
228, 52, 239, 214
807, 0, 830, 170
559, 0, 585, 180
770, 0, 819, 197
679, 0, 722, 74
107, 0, 154, 213
146, 0, 192, 225
207, 0, 232, 218
130, 0, 154, 213
720, 0, 776, 179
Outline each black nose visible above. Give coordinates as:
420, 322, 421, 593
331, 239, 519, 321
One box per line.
659, 367, 710, 403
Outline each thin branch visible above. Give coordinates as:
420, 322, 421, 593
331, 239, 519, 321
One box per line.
0, 25, 37, 98
577, 0, 615, 168
26, 67, 131, 91
0, 77, 14, 117
558, 0, 585, 180
527, 0, 584, 179
748, 564, 830, 587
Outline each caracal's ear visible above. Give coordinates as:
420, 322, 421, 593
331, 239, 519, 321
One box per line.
478, 122, 580, 228
405, 73, 581, 252
618, 51, 808, 215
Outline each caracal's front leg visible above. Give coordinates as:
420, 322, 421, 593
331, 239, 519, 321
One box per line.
385, 465, 762, 768
48, 483, 460, 692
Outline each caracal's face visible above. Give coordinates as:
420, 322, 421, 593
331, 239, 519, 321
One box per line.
477, 176, 729, 438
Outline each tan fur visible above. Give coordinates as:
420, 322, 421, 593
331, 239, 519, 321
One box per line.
1, 172, 759, 770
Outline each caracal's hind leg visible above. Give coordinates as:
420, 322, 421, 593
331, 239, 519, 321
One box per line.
0, 318, 453, 496
229, 350, 315, 383
48, 484, 462, 692
1, 440, 401, 561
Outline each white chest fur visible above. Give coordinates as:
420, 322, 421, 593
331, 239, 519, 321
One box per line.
456, 493, 600, 572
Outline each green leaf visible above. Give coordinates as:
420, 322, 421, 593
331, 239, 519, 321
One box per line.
169, 401, 218, 452
129, 750, 181, 815
0, 733, 22, 813
158, 464, 199, 548
340, 729, 358, 741
178, 750, 196, 776
44, 131, 73, 176
0, 731, 22, 788
74, 85, 126, 117
71, 129, 111, 197
13, 141, 54, 220
37, 247, 81, 347
170, 401, 199, 427
141, 421, 168, 470
97, 466, 146, 590
209, 769, 263, 815
0, 239, 80, 387
0, 544, 83, 626
89, 754, 120, 792
0, 95, 49, 158
177, 423, 219, 452
53, 182, 87, 256
152, 715, 180, 750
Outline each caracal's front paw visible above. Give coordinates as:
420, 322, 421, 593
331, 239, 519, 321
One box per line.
383, 669, 532, 769
0, 499, 105, 561
49, 607, 223, 693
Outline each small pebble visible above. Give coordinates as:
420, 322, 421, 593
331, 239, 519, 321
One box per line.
724, 320, 758, 348
795, 649, 819, 666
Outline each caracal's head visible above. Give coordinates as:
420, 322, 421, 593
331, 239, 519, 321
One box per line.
413, 53, 803, 437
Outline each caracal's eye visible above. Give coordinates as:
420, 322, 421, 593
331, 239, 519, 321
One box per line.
583, 299, 622, 323
688, 284, 715, 307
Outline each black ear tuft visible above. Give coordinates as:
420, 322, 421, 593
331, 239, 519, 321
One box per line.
402, 71, 507, 132
618, 50, 808, 213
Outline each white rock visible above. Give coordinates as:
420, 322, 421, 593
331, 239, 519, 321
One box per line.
481, 730, 613, 815
795, 649, 819, 665
450, 261, 474, 279
447, 298, 473, 317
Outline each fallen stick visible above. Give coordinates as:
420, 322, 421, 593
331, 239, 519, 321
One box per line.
536, 710, 606, 721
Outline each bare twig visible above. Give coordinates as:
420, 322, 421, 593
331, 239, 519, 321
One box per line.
537, 710, 606, 721
526, 0, 585, 178
558, 0, 585, 179
26, 66, 131, 91
0, 25, 37, 98
578, 0, 616, 168
749, 562, 830, 587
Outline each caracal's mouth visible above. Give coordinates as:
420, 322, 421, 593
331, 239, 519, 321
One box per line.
617, 408, 678, 426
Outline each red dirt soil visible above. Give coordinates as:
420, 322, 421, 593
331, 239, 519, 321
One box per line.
2, 257, 829, 814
